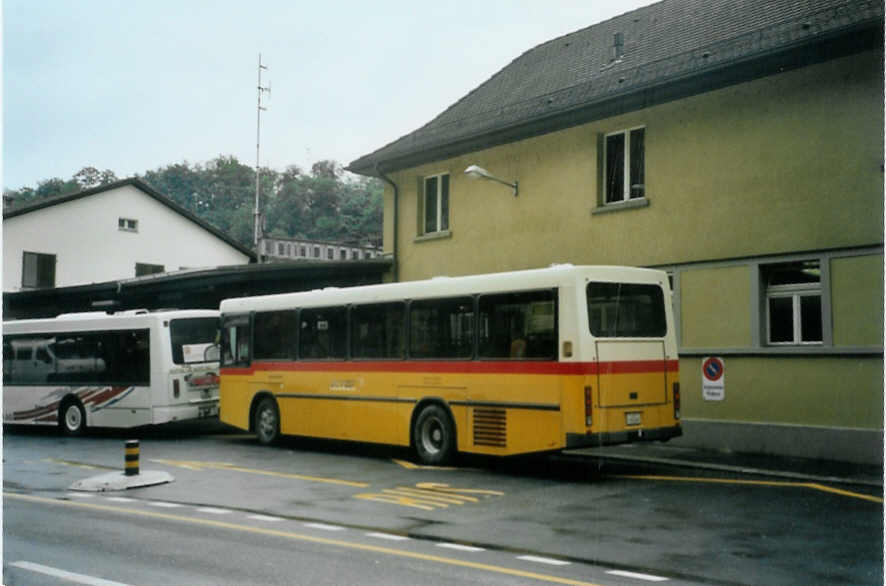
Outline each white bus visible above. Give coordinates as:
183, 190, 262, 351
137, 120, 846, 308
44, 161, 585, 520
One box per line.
3, 309, 221, 435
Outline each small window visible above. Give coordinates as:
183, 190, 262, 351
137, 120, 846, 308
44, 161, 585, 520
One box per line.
410, 297, 474, 359
118, 218, 138, 232
135, 263, 164, 277
587, 282, 666, 338
299, 307, 347, 359
22, 251, 56, 288
253, 310, 299, 360
352, 302, 406, 359
605, 127, 645, 203
764, 260, 822, 345
327, 248, 334, 260
221, 315, 251, 367
423, 173, 450, 234
479, 290, 557, 360
313, 246, 320, 258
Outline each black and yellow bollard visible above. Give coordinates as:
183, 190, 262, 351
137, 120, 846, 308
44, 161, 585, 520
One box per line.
124, 439, 140, 476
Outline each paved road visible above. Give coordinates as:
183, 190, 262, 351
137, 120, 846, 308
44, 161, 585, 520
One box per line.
3, 424, 883, 585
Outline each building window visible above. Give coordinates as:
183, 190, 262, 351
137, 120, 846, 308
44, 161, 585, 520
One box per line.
313, 246, 320, 258
423, 173, 450, 234
764, 260, 822, 345
118, 218, 138, 232
300, 246, 306, 257
327, 248, 334, 260
135, 263, 164, 277
340, 249, 347, 260
277, 243, 285, 255
605, 127, 645, 203
22, 251, 56, 288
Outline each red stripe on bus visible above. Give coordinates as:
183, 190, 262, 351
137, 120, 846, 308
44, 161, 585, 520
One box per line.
221, 360, 678, 377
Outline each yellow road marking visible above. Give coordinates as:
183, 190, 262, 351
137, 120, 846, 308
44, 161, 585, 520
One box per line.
148, 459, 369, 488
6, 492, 601, 586
44, 458, 116, 471
392, 459, 457, 471
615, 474, 883, 503
355, 482, 504, 510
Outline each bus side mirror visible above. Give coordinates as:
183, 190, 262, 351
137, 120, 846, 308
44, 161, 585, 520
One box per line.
204, 344, 221, 362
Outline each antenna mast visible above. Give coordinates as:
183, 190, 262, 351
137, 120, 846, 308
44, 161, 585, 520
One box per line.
254, 53, 270, 261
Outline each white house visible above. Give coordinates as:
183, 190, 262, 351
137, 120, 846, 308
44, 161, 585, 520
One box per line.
3, 178, 255, 291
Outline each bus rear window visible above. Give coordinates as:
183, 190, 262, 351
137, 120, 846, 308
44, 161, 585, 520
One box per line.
587, 282, 666, 338
170, 318, 219, 364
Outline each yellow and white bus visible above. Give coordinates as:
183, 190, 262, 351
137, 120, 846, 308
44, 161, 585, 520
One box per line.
218, 265, 680, 464
3, 310, 221, 435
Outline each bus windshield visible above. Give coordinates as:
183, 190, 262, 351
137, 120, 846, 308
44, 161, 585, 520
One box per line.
587, 282, 666, 338
170, 318, 219, 364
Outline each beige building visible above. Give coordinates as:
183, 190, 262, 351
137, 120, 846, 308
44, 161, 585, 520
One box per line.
349, 0, 884, 463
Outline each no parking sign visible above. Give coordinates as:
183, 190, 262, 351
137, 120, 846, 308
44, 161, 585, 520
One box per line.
702, 356, 725, 401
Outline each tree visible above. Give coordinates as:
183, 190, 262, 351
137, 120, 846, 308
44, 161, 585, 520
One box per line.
73, 166, 118, 189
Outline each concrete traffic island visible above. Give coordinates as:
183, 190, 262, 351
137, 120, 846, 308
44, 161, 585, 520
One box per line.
68, 439, 174, 492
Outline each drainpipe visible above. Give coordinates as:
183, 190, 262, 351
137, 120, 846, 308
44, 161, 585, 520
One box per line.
375, 164, 399, 283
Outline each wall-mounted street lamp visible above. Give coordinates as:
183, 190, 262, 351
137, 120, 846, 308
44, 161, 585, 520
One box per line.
464, 165, 518, 197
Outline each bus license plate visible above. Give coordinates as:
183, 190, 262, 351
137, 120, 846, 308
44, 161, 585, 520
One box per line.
626, 412, 642, 426
199, 405, 218, 418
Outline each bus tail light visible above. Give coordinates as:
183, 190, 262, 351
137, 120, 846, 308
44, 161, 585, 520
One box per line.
673, 382, 681, 419
584, 386, 593, 427
173, 379, 181, 398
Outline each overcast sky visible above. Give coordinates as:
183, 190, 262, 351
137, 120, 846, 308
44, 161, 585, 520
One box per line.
3, 0, 653, 190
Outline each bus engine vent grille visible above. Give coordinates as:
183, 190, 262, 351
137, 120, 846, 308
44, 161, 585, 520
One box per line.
473, 408, 506, 447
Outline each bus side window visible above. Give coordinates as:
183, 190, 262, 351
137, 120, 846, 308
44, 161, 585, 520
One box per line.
351, 302, 405, 359
254, 310, 299, 361
299, 307, 347, 360
409, 297, 474, 359
478, 290, 556, 360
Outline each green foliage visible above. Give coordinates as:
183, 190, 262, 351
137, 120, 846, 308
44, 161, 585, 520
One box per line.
4, 158, 383, 250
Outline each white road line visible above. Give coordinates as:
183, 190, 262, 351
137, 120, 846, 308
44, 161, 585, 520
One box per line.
436, 543, 486, 552
104, 497, 136, 502
607, 570, 670, 582
248, 514, 284, 522
147, 501, 184, 508
304, 522, 345, 531
516, 555, 571, 566
11, 561, 134, 586
66, 493, 96, 498
366, 532, 410, 541
196, 507, 232, 514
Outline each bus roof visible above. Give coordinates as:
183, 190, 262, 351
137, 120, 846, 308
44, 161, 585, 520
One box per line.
219, 265, 668, 314
3, 309, 218, 334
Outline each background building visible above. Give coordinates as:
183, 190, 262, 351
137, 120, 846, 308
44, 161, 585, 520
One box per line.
349, 0, 884, 464
262, 236, 382, 262
3, 178, 254, 291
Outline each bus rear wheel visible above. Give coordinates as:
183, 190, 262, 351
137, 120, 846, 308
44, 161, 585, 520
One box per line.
253, 397, 280, 445
59, 399, 86, 436
413, 404, 455, 466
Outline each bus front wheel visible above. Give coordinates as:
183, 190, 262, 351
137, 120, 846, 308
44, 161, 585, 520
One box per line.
59, 399, 86, 436
413, 404, 455, 466
253, 397, 280, 445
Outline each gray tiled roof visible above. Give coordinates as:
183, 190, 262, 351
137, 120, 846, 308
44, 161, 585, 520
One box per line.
349, 0, 883, 175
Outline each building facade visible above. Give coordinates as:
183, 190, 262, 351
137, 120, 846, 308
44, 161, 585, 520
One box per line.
262, 236, 382, 263
349, 0, 884, 463
3, 179, 254, 291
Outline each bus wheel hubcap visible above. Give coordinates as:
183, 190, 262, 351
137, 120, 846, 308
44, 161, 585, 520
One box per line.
66, 406, 81, 430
